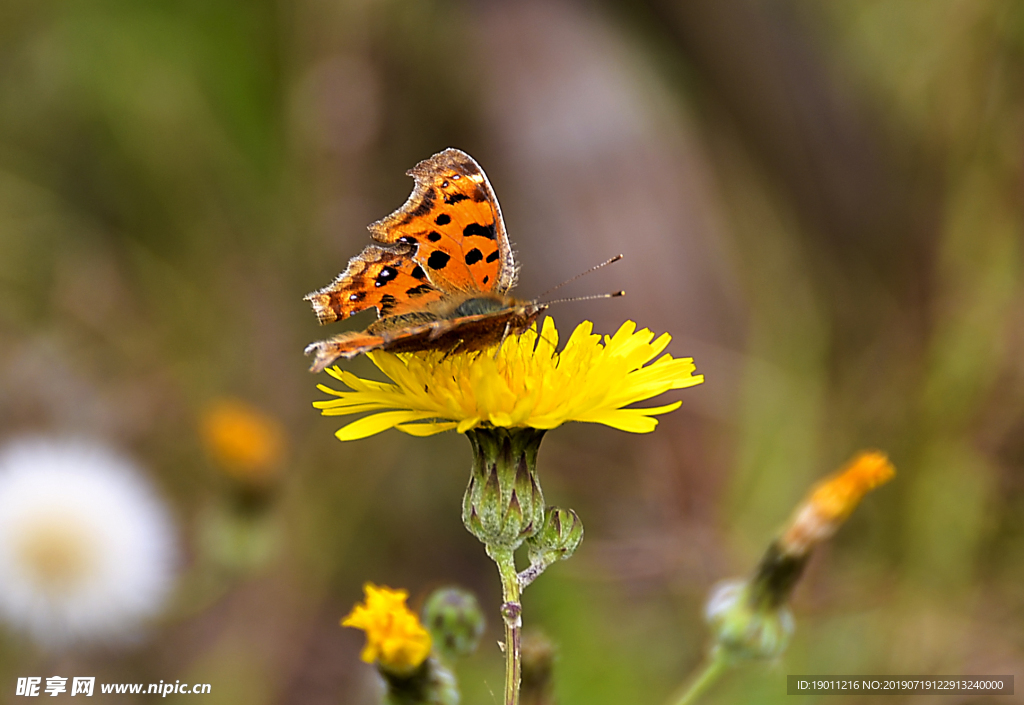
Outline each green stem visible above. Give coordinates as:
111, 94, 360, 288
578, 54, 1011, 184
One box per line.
490, 547, 522, 705
669, 651, 729, 705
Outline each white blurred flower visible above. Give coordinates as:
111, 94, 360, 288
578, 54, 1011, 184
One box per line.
0, 437, 177, 647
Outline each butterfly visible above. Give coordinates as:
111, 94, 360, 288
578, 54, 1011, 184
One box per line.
304, 148, 547, 373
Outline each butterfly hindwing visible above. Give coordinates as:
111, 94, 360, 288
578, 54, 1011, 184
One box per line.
305, 304, 545, 373
305, 244, 444, 324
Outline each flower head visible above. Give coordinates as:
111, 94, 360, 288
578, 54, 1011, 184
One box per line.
200, 399, 286, 483
704, 450, 895, 663
314, 318, 703, 441
0, 437, 177, 647
781, 451, 896, 556
342, 583, 432, 676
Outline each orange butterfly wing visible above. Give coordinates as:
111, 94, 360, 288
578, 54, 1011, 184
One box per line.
304, 244, 444, 323
368, 148, 517, 295
304, 148, 540, 373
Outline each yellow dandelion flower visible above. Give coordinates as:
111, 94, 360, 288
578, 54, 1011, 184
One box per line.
314, 318, 704, 441
782, 451, 896, 555
342, 583, 432, 676
200, 399, 286, 483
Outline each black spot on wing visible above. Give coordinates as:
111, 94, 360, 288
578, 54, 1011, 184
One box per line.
471, 186, 487, 202
427, 250, 451, 270
380, 293, 398, 314
405, 284, 434, 296
435, 213, 451, 225
486, 250, 499, 263
427, 231, 442, 243
465, 248, 483, 265
375, 267, 398, 287
482, 275, 489, 284
463, 222, 496, 240
444, 193, 469, 205
411, 265, 427, 280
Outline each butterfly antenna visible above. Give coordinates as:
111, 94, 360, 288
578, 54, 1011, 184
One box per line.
540, 290, 625, 307
536, 254, 624, 299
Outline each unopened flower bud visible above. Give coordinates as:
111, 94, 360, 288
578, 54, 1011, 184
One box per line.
520, 507, 583, 587
462, 428, 545, 551
422, 587, 485, 661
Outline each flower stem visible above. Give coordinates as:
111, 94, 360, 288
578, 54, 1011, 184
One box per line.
462, 428, 547, 705
490, 547, 522, 705
668, 651, 729, 705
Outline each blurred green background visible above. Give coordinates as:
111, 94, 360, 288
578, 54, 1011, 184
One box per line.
2, 0, 1023, 702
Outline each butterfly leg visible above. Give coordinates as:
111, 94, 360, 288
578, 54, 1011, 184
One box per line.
493, 321, 513, 360
425, 319, 449, 341
440, 346, 462, 362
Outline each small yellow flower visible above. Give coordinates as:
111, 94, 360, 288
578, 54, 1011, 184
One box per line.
342, 583, 432, 675
782, 451, 895, 555
200, 400, 285, 482
314, 318, 704, 441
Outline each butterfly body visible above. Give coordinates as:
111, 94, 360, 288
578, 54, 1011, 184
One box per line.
305, 149, 545, 372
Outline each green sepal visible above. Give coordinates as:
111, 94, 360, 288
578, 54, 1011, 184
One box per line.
462, 427, 546, 551
704, 580, 794, 662
380, 656, 459, 705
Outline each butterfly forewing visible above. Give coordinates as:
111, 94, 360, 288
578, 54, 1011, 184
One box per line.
368, 149, 516, 295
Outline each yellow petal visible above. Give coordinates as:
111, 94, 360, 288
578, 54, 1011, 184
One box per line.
396, 421, 458, 437
335, 411, 434, 441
